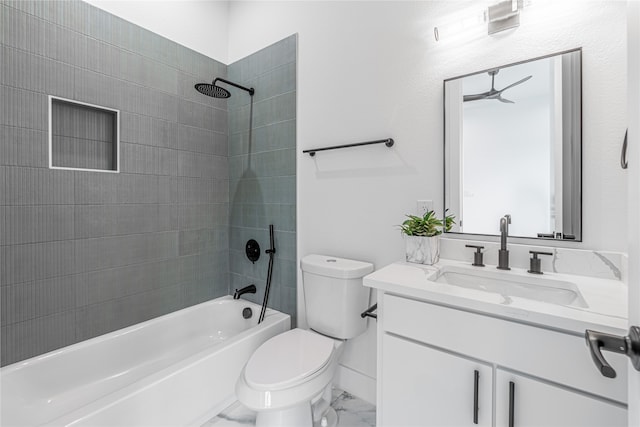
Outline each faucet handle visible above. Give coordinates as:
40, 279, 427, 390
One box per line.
528, 250, 553, 274
504, 214, 511, 224
465, 245, 485, 267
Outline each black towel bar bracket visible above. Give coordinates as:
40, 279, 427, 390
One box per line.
361, 303, 378, 320
303, 138, 394, 157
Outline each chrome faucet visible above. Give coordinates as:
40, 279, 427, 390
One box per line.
497, 214, 511, 270
233, 284, 257, 300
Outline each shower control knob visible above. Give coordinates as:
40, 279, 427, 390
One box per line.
246, 239, 261, 264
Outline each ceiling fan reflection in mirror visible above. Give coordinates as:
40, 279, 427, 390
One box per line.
463, 69, 532, 104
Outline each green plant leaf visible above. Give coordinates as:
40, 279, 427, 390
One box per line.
397, 209, 454, 237
396, 210, 456, 236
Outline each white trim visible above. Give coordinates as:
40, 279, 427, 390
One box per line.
335, 364, 376, 405
48, 95, 120, 116
48, 95, 120, 173
49, 166, 120, 174
48, 95, 53, 169
627, 2, 640, 425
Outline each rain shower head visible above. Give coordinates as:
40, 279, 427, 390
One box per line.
194, 77, 254, 98
195, 83, 230, 99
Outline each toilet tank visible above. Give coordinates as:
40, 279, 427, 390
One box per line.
300, 254, 374, 339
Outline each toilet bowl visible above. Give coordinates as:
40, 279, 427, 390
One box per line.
236, 328, 343, 427
236, 255, 374, 427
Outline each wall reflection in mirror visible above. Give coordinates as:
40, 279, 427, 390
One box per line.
444, 49, 582, 241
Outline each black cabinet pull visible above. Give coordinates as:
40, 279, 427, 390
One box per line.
473, 370, 479, 424
508, 381, 515, 427
621, 129, 628, 169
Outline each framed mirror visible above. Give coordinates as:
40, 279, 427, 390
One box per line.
444, 49, 582, 241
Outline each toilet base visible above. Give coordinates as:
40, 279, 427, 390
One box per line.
255, 401, 312, 427
254, 400, 338, 427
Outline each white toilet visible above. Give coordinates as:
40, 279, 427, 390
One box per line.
236, 254, 374, 427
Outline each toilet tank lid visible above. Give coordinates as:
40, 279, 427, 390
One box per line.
300, 254, 374, 279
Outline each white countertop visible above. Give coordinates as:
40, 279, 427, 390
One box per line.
364, 259, 628, 336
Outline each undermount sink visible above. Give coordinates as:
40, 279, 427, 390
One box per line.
427, 265, 589, 308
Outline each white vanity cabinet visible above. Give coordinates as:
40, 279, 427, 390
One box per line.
494, 369, 626, 427
377, 293, 628, 427
382, 334, 492, 426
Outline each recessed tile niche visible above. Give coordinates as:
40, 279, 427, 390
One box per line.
49, 96, 119, 172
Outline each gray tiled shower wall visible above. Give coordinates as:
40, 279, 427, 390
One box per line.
227, 35, 297, 322
0, 0, 231, 366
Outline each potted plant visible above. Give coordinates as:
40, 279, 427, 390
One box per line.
399, 210, 455, 265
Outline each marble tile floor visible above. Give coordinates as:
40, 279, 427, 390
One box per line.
203, 388, 376, 427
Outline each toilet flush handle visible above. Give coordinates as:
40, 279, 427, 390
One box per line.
361, 304, 378, 320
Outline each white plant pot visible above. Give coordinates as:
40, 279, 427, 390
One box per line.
404, 235, 440, 265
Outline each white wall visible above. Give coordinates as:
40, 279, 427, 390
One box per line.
84, 0, 229, 61
227, 0, 628, 401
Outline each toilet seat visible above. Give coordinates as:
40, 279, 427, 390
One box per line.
237, 329, 342, 413
244, 329, 335, 390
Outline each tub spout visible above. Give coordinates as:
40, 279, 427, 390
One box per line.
234, 284, 257, 300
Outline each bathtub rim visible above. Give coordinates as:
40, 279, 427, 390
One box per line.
1, 295, 281, 374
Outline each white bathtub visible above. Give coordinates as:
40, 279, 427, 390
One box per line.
0, 296, 290, 426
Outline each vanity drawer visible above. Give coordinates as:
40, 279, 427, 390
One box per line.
383, 293, 628, 404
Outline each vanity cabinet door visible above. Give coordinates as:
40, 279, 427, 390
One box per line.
381, 334, 492, 427
495, 369, 627, 427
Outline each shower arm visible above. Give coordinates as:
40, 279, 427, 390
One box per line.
213, 78, 255, 96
